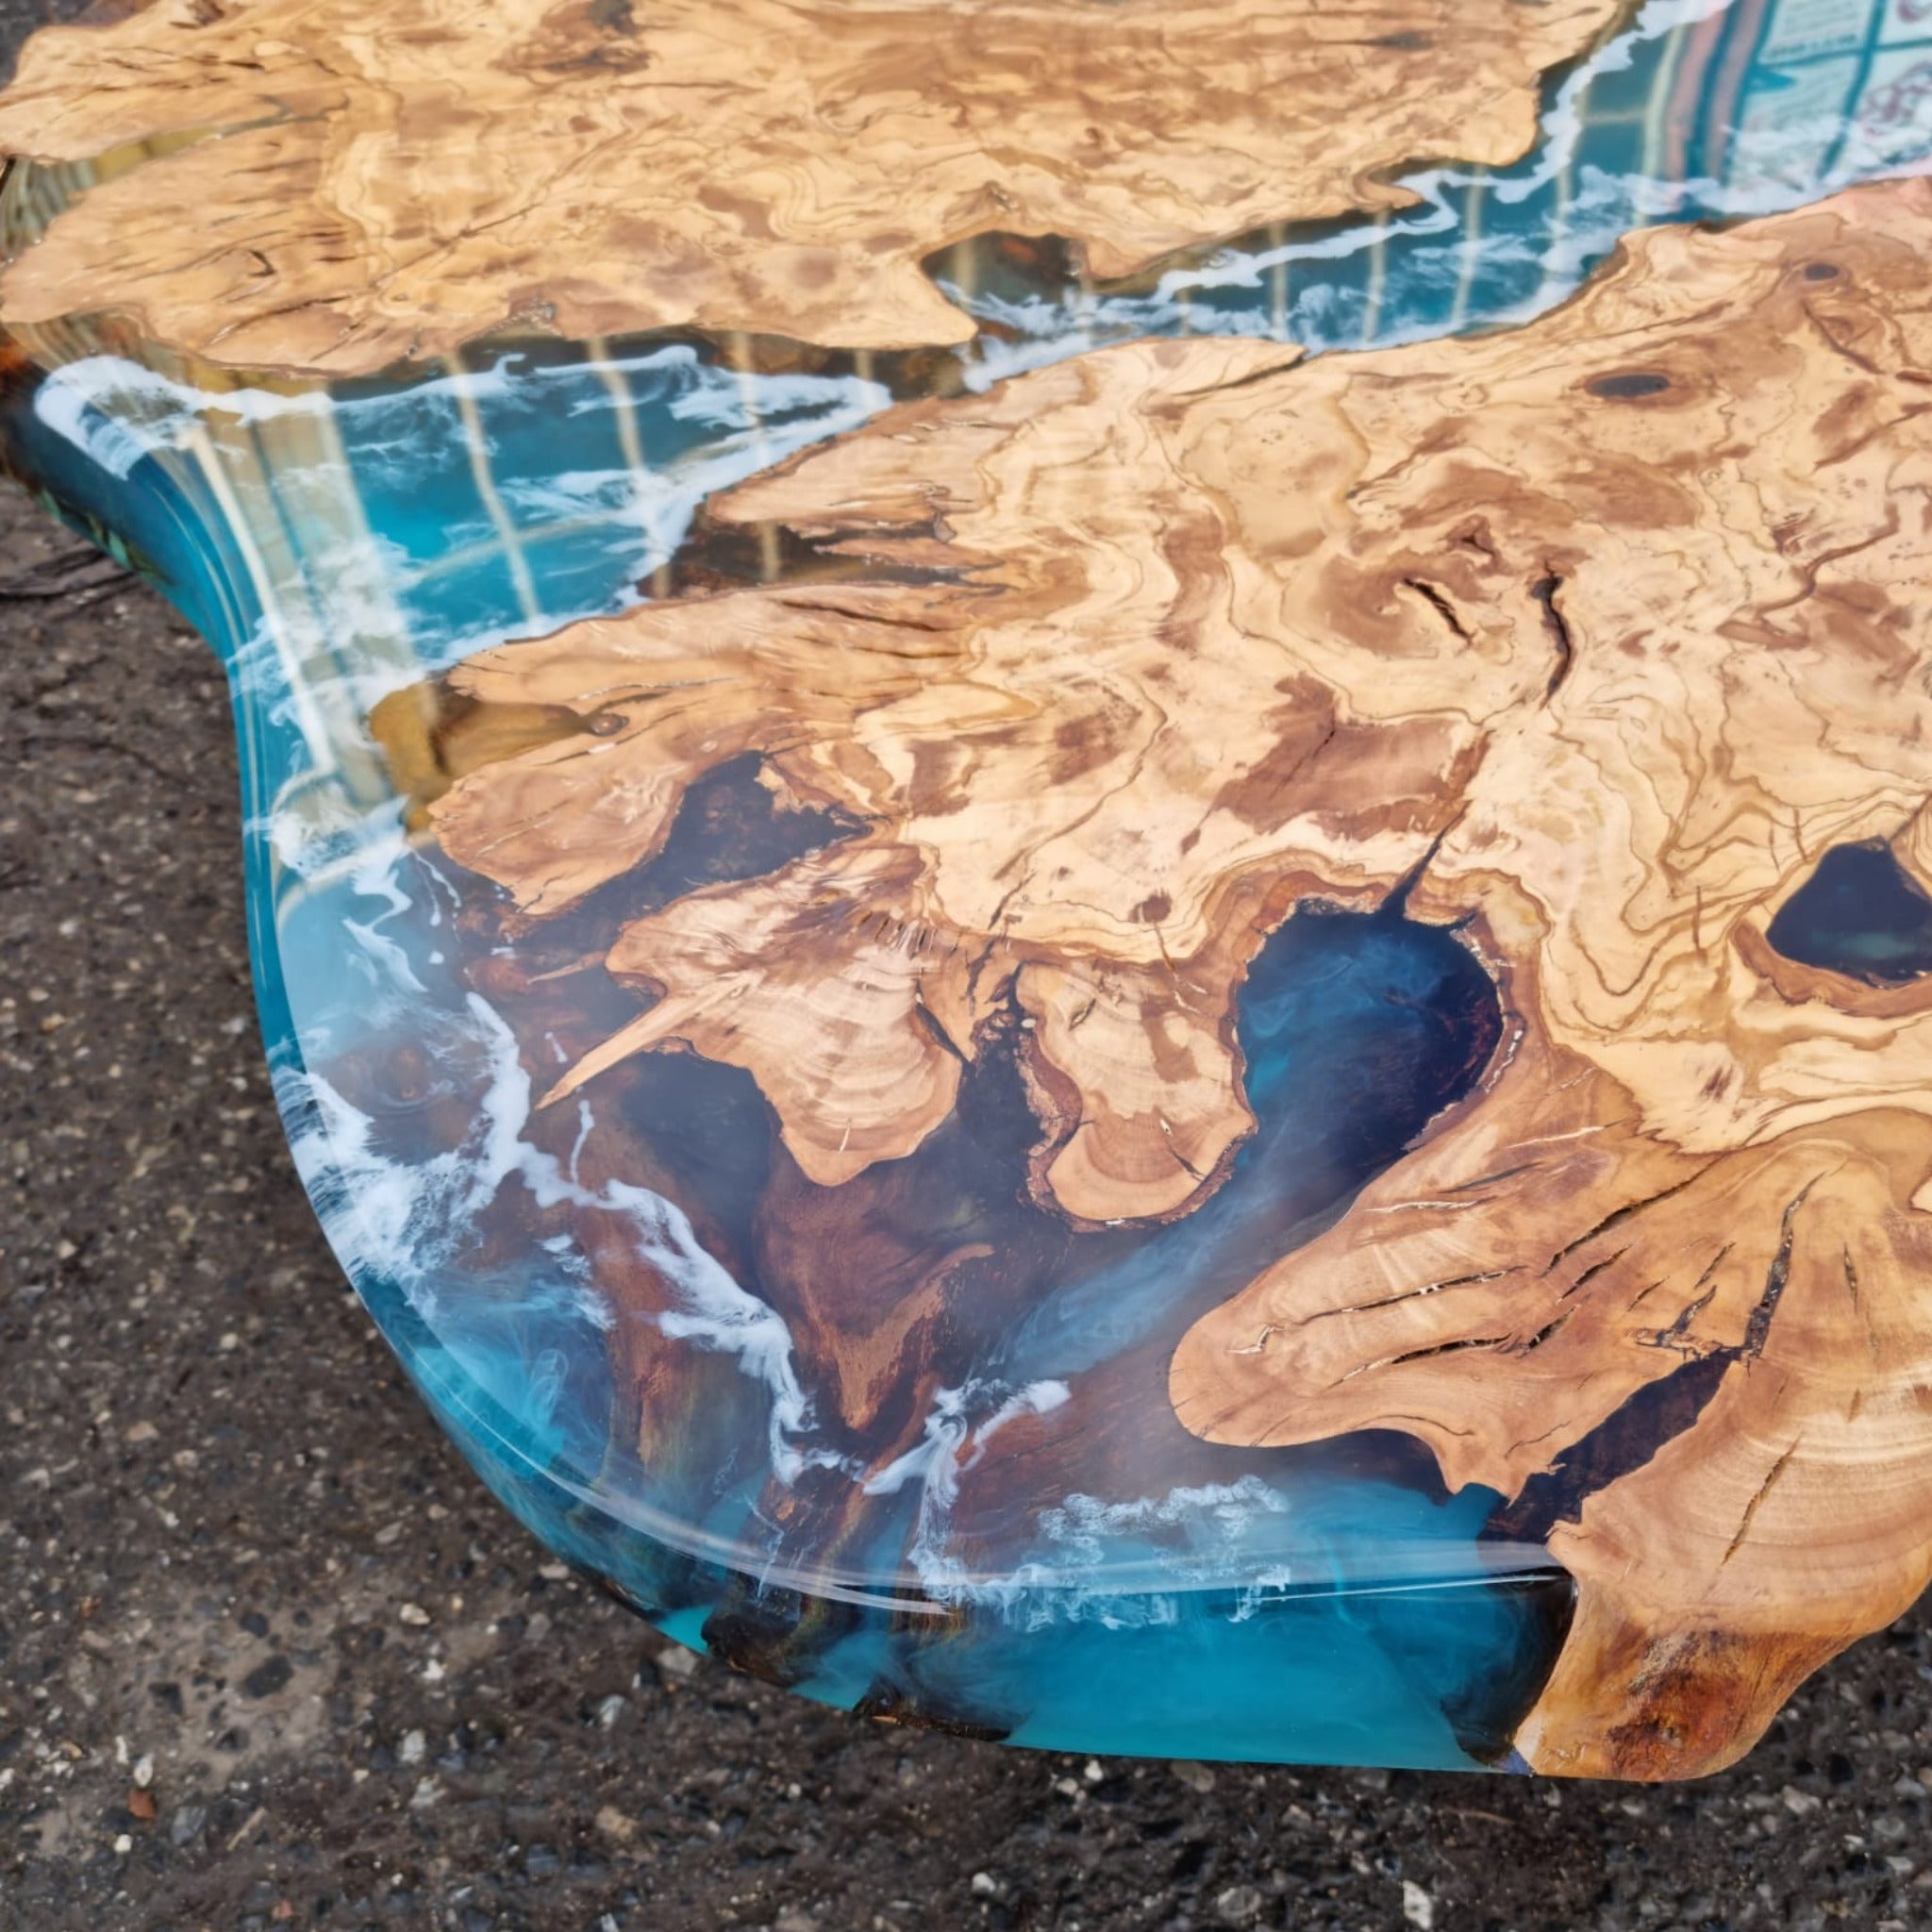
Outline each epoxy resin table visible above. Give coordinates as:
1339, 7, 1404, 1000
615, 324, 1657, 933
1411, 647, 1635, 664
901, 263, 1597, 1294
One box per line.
6, 0, 1932, 1780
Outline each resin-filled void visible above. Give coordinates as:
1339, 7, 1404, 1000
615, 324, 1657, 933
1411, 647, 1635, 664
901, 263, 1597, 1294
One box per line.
5, 0, 1932, 1773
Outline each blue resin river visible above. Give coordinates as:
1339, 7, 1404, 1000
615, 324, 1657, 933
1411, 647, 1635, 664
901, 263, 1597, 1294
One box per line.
3, 0, 1929, 1768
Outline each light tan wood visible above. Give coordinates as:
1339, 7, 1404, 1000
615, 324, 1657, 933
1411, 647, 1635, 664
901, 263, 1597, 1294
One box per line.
423, 334, 1467, 1224
399, 175, 1932, 1774
0, 0, 1619, 374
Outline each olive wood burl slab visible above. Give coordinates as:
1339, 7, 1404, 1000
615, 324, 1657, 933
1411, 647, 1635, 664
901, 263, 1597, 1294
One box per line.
0, 0, 1617, 372
398, 177, 1932, 1778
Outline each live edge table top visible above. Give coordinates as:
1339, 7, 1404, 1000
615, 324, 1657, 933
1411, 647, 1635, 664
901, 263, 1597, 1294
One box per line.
5, 0, 1932, 1781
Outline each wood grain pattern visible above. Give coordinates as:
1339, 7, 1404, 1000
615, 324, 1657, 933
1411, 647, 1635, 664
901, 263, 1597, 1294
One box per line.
396, 175, 1932, 1774
0, 0, 1618, 373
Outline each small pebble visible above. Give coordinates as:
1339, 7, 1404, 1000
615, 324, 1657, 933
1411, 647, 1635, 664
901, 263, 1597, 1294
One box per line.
1214, 1884, 1263, 1926
239, 1656, 292, 1700
593, 1806, 636, 1843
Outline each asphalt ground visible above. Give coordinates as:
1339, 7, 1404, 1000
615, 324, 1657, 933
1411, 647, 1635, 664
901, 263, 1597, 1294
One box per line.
6, 5, 1932, 1926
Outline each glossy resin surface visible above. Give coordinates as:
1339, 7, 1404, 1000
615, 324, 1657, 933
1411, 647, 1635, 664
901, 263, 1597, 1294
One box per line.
6, 0, 1932, 1779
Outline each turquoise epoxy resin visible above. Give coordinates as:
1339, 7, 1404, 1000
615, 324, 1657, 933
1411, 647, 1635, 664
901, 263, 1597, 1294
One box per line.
6, 0, 1932, 1778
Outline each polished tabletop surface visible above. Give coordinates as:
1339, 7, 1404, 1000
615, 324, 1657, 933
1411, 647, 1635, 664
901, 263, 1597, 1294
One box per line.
2, 0, 1931, 1778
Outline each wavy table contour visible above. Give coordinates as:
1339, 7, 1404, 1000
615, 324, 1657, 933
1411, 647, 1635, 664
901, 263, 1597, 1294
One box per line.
5, 0, 1932, 1781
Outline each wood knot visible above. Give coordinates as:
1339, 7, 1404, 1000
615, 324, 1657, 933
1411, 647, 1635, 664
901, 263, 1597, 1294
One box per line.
1585, 370, 1673, 401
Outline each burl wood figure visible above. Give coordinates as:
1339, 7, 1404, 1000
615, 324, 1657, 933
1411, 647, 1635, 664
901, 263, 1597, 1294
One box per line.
10, 0, 1932, 1783
387, 177, 1932, 1777
0, 0, 1615, 371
